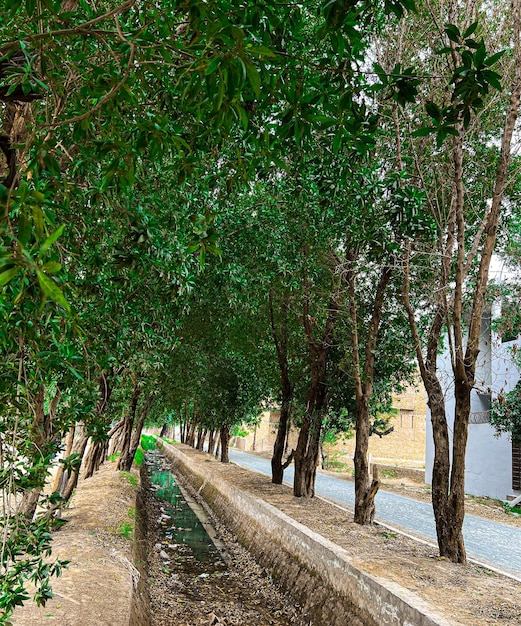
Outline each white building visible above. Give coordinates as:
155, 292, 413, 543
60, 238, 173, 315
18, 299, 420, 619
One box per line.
425, 260, 521, 500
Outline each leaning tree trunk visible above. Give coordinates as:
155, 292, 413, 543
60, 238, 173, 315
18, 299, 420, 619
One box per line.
17, 386, 56, 520
83, 367, 124, 478
83, 438, 109, 479
121, 393, 155, 472
108, 421, 125, 458
117, 374, 141, 471
271, 400, 292, 484
52, 426, 75, 493
348, 257, 393, 524
269, 290, 294, 484
59, 426, 89, 502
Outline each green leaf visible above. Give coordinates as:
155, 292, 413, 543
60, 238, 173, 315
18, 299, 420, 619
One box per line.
245, 45, 276, 59
18, 211, 31, 246
481, 69, 503, 91
445, 24, 461, 43
0, 266, 20, 287
473, 43, 487, 68
425, 101, 442, 121
462, 22, 478, 38
485, 50, 506, 67
39, 225, 65, 254
32, 205, 45, 239
41, 261, 62, 274
244, 58, 261, 98
411, 126, 433, 137
37, 271, 71, 312
205, 57, 220, 76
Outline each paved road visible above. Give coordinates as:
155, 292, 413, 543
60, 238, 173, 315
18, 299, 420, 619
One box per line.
228, 448, 521, 579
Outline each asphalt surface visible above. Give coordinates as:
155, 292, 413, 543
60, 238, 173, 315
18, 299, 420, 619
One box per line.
228, 448, 521, 579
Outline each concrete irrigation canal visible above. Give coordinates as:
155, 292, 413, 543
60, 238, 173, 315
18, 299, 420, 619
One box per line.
14, 440, 521, 626
142, 449, 305, 625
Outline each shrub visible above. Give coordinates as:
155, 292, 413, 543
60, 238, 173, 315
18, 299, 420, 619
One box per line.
140, 434, 156, 450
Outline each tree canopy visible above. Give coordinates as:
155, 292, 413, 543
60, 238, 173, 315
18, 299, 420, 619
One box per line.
1, 0, 521, 617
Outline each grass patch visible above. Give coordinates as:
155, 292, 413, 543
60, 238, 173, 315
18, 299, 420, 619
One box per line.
117, 521, 133, 539
120, 471, 138, 488
134, 447, 145, 466
116, 508, 136, 539
503, 501, 521, 515
161, 437, 177, 444
323, 453, 352, 474
108, 451, 121, 462
140, 434, 156, 450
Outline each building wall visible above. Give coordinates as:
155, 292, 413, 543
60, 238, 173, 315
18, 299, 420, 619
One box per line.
233, 381, 427, 471
334, 382, 426, 470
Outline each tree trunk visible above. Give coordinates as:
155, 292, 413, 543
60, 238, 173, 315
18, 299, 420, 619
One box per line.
84, 367, 124, 477
108, 420, 125, 458
17, 385, 54, 520
52, 426, 75, 493
117, 374, 141, 471
220, 425, 230, 463
269, 290, 294, 484
271, 400, 292, 484
293, 366, 329, 498
83, 439, 109, 479
208, 430, 216, 455
348, 257, 393, 524
196, 429, 206, 451
353, 399, 380, 524
121, 393, 155, 472
59, 427, 89, 502
186, 418, 197, 447
293, 283, 339, 497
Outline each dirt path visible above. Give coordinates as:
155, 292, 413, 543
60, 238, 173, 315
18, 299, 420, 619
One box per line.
12, 463, 139, 626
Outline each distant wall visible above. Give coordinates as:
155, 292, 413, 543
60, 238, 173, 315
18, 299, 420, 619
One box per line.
233, 382, 427, 471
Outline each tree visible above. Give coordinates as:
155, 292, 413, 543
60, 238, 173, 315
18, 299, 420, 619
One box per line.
393, 0, 521, 562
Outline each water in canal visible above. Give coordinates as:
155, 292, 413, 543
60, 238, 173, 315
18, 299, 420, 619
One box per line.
146, 451, 226, 576
144, 451, 306, 625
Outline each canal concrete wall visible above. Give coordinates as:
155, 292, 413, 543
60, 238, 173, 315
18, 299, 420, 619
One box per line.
159, 441, 453, 626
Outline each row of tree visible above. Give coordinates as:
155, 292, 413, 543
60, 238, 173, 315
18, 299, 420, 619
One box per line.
1, 0, 521, 618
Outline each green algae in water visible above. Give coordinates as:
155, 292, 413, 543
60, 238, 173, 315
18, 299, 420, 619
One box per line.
149, 464, 224, 565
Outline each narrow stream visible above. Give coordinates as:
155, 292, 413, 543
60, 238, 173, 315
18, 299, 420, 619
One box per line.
147, 451, 227, 576
143, 450, 308, 626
